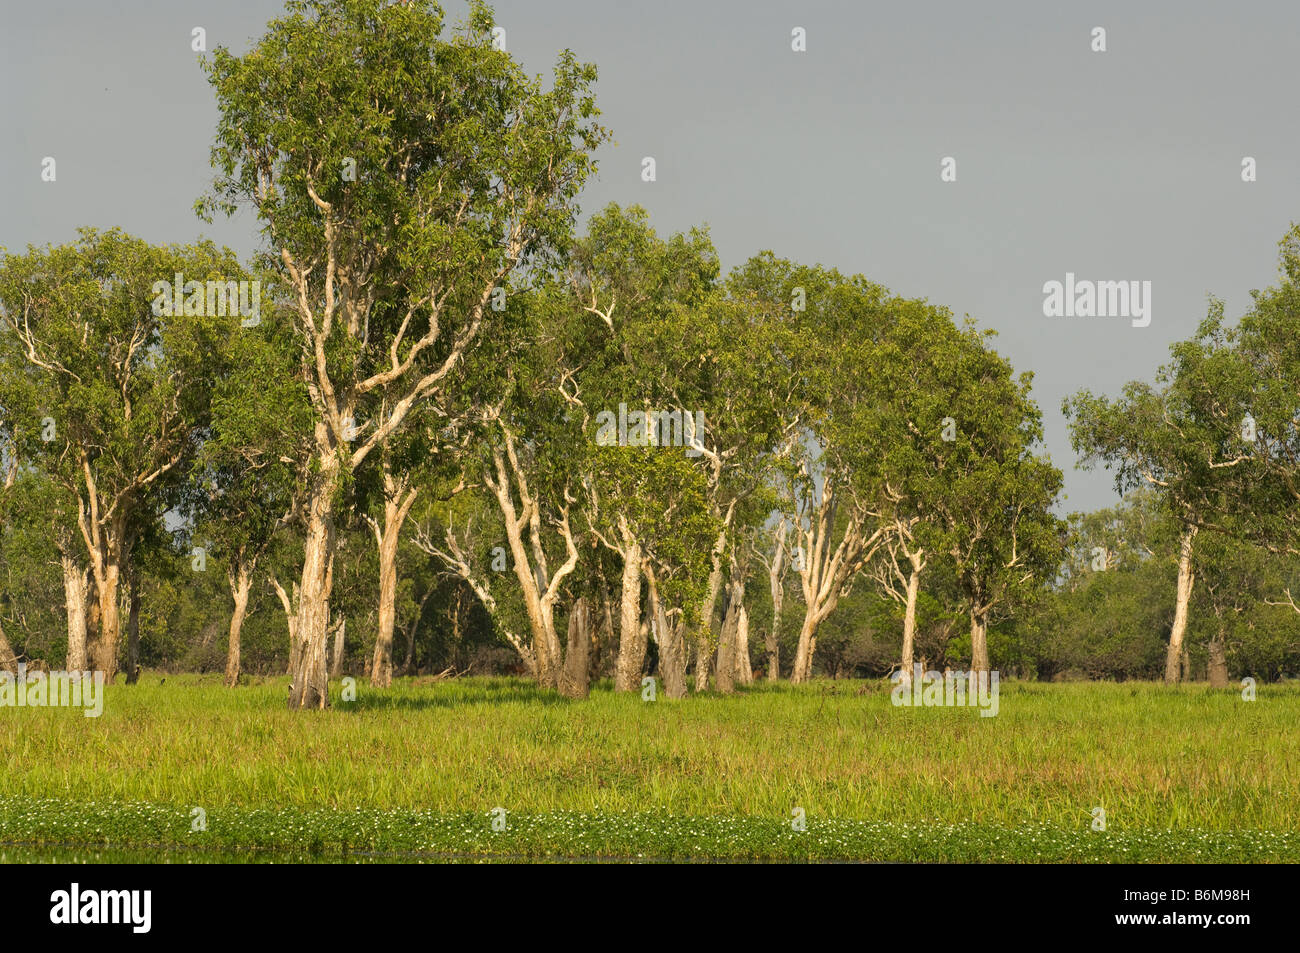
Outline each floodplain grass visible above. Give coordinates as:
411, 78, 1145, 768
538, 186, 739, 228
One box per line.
1, 675, 1297, 862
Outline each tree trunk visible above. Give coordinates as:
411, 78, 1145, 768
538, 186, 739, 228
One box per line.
1207, 633, 1229, 688
646, 567, 686, 699
125, 570, 141, 684
613, 542, 645, 692
734, 605, 752, 685
224, 562, 252, 688
791, 610, 820, 683
694, 632, 712, 692
1164, 525, 1197, 685
61, 553, 89, 671
90, 559, 123, 681
594, 581, 615, 683
691, 529, 728, 692
898, 562, 922, 686
559, 597, 590, 699
0, 622, 17, 673
716, 573, 746, 694
272, 575, 299, 675
288, 452, 338, 709
766, 592, 783, 682
715, 609, 736, 694
969, 606, 990, 675
330, 616, 347, 679
371, 480, 418, 689
765, 519, 787, 682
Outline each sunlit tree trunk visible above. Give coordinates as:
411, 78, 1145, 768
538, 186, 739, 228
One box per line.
61, 551, 89, 671
559, 597, 591, 699
224, 561, 253, 688
765, 518, 788, 682
288, 441, 338, 709
646, 565, 687, 699
370, 466, 418, 689
898, 555, 924, 686
1164, 525, 1198, 685
692, 527, 728, 692
969, 605, 990, 675
125, 569, 141, 684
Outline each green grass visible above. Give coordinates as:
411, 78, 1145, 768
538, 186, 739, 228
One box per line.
2, 675, 1297, 861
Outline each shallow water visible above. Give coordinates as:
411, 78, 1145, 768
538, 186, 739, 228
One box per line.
0, 843, 820, 864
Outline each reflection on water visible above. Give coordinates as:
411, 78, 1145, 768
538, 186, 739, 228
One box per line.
0, 843, 822, 864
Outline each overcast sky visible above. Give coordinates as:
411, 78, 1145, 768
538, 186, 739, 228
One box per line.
4, 0, 1299, 514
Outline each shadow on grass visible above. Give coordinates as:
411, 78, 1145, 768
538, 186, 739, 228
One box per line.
339, 677, 578, 712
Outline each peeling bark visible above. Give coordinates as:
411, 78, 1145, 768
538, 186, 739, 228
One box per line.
1164, 525, 1198, 685
559, 597, 590, 699
61, 551, 89, 672
224, 562, 253, 687
370, 465, 418, 688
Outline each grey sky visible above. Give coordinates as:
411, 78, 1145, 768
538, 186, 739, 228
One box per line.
4, 0, 1298, 514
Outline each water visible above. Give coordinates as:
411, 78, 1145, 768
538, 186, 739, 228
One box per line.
0, 843, 810, 864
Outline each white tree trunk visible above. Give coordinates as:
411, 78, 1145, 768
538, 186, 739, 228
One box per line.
613, 538, 644, 692
898, 559, 923, 686
61, 552, 89, 671
1165, 525, 1198, 685
734, 605, 752, 685
969, 606, 990, 675
224, 562, 253, 688
288, 446, 338, 709
371, 479, 418, 688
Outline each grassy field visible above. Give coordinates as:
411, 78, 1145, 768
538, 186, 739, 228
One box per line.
2, 675, 1297, 862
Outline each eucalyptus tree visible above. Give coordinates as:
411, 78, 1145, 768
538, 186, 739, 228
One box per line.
200, 0, 607, 707
731, 258, 895, 684
754, 514, 791, 680
854, 298, 962, 683
1216, 226, 1300, 563
0, 473, 66, 670
184, 292, 312, 687
932, 322, 1064, 674
566, 204, 749, 690
668, 285, 790, 690
422, 274, 591, 692
355, 401, 448, 688
1065, 313, 1247, 683
0, 228, 251, 680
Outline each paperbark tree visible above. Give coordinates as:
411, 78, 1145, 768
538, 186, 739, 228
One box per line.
200, 0, 606, 708
937, 326, 1064, 675
714, 535, 756, 693
749, 265, 895, 683
870, 517, 926, 686
363, 446, 419, 688
756, 516, 790, 681
0, 229, 248, 681
184, 294, 310, 688
1207, 228, 1300, 589
1066, 321, 1244, 684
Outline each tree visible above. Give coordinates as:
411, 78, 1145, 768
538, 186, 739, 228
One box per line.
1065, 312, 1245, 683
935, 323, 1064, 674
738, 261, 895, 683
184, 289, 312, 687
0, 228, 249, 681
200, 0, 607, 708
